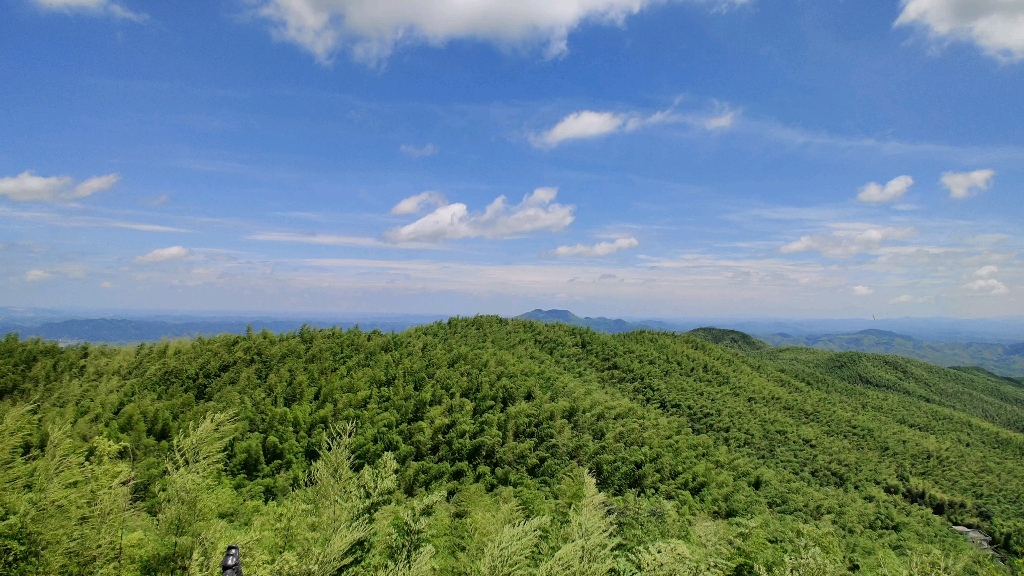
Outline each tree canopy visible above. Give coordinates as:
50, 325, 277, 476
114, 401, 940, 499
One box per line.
1, 316, 1022, 575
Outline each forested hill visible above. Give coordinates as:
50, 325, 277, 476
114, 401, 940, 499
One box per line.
2, 317, 1024, 575
760, 329, 1024, 378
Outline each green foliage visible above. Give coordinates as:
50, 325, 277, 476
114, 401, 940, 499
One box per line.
1, 317, 1023, 575
686, 328, 769, 353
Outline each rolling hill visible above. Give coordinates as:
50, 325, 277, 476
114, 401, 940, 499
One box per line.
2, 318, 1023, 574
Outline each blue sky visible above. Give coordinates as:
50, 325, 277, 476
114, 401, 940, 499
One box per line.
1, 0, 1022, 318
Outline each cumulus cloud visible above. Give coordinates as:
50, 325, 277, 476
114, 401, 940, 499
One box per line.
780, 225, 916, 258
400, 143, 438, 158
549, 237, 639, 257
134, 246, 190, 264
857, 175, 914, 203
0, 171, 120, 203
889, 294, 914, 304
853, 285, 874, 295
941, 169, 994, 199
256, 0, 746, 65
25, 270, 52, 282
966, 278, 1010, 295
895, 0, 1024, 62
974, 265, 999, 277
31, 0, 147, 22
390, 191, 448, 215
386, 187, 574, 243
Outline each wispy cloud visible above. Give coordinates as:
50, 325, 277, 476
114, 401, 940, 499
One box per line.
248, 232, 382, 247
31, 0, 148, 22
532, 101, 741, 148
532, 111, 627, 148
390, 191, 447, 215
548, 237, 639, 257
110, 222, 188, 233
385, 187, 574, 243
399, 143, 438, 158
0, 205, 188, 232
134, 246, 190, 264
781, 224, 916, 258
0, 171, 120, 203
24, 269, 52, 282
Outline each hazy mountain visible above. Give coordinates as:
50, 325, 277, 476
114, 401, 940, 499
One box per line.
760, 329, 1024, 378
516, 309, 665, 333
0, 316, 442, 344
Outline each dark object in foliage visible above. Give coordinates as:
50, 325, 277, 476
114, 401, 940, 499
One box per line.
222, 544, 242, 576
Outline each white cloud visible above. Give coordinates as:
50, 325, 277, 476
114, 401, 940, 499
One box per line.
889, 294, 914, 304
71, 173, 121, 198
256, 0, 746, 65
966, 278, 1010, 295
780, 225, 916, 258
895, 0, 1024, 62
0, 172, 72, 202
853, 285, 874, 295
25, 270, 52, 282
703, 105, 739, 130
533, 102, 739, 148
112, 222, 187, 233
0, 171, 120, 203
974, 265, 999, 277
390, 191, 448, 215
941, 169, 994, 199
533, 111, 626, 148
32, 0, 147, 22
134, 246, 190, 264
386, 187, 574, 243
856, 175, 914, 203
100, 281, 115, 289
549, 237, 639, 257
248, 232, 382, 247
400, 143, 438, 158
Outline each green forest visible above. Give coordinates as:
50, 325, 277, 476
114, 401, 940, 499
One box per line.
2, 317, 1024, 575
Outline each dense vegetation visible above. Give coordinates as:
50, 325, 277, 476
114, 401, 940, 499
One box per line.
759, 330, 1024, 378
2, 317, 1024, 575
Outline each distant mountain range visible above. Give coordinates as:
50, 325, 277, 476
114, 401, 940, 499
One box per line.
0, 317, 437, 344
517, 310, 1024, 378
515, 309, 674, 334
759, 329, 1024, 378
3, 309, 1023, 378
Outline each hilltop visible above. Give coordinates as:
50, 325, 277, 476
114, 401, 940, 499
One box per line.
2, 317, 1023, 574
